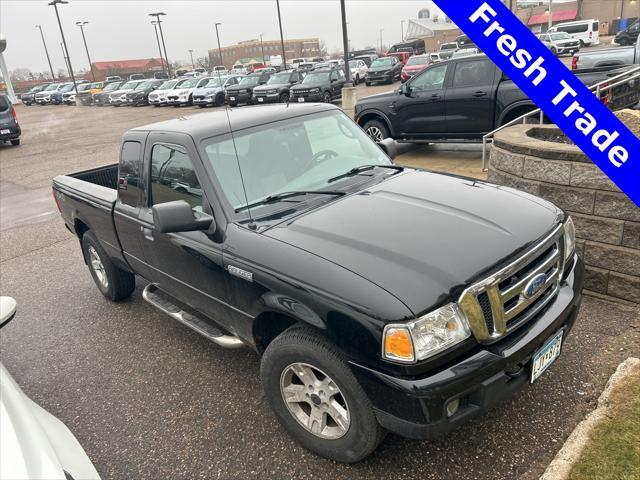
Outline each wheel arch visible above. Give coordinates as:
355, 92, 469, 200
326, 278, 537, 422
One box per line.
355, 109, 395, 137
498, 102, 538, 127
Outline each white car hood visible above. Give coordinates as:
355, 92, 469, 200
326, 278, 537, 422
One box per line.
151, 88, 174, 96
0, 363, 100, 479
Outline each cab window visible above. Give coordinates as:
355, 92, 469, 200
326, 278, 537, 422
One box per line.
452, 59, 493, 87
150, 144, 202, 209
118, 141, 142, 207
410, 64, 448, 92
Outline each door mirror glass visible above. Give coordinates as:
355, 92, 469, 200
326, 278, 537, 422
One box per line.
0, 296, 17, 328
152, 200, 214, 234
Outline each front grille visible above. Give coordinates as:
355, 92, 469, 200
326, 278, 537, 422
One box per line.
193, 95, 205, 101
458, 224, 564, 343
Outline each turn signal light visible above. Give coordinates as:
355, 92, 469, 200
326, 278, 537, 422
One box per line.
383, 327, 414, 362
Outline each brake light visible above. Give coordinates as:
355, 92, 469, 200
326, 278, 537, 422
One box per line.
571, 56, 579, 70
52, 190, 62, 213
11, 107, 18, 125
598, 82, 612, 106
589, 31, 593, 38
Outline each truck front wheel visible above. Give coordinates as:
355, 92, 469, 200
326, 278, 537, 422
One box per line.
260, 326, 385, 463
82, 231, 135, 301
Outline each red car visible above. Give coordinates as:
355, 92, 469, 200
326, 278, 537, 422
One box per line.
401, 54, 431, 83
387, 51, 410, 65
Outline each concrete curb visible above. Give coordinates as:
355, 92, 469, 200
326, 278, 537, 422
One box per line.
539, 357, 640, 480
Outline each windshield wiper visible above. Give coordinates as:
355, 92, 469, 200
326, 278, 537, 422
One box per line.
327, 164, 404, 184
235, 190, 345, 213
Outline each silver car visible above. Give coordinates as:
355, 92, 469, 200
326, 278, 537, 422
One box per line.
538, 32, 581, 56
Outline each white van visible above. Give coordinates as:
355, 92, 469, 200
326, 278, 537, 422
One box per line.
549, 19, 600, 47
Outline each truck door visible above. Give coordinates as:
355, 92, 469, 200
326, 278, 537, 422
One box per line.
393, 63, 449, 138
113, 132, 156, 280
137, 133, 236, 331
444, 58, 496, 136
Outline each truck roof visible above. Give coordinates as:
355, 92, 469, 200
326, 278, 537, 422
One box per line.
130, 103, 339, 139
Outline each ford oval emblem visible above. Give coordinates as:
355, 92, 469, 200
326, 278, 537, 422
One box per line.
524, 273, 548, 299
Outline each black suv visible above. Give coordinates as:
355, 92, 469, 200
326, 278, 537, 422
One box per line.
0, 94, 21, 146
226, 71, 272, 107
289, 67, 346, 103
365, 56, 403, 85
93, 81, 123, 106
252, 70, 305, 103
125, 79, 165, 106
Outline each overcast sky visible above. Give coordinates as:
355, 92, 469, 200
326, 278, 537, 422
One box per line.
2, 0, 441, 73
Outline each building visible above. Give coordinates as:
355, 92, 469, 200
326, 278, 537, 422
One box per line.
89, 58, 166, 81
209, 38, 320, 69
403, 2, 461, 52
513, 0, 639, 33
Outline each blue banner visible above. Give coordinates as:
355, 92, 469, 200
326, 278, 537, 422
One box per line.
433, 0, 640, 207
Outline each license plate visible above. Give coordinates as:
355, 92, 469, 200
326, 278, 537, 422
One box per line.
0, 129, 10, 134
229, 96, 235, 101
298, 97, 305, 102
257, 97, 264, 102
531, 330, 563, 383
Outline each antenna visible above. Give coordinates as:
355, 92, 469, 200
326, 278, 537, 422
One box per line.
222, 106, 257, 230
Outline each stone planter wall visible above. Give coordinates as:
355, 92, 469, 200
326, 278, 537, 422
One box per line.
488, 124, 639, 304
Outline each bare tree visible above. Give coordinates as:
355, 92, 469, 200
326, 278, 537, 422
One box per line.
195, 56, 211, 70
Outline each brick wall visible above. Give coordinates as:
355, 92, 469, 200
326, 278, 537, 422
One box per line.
488, 124, 639, 304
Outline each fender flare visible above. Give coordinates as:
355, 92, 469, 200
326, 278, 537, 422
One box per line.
356, 108, 396, 137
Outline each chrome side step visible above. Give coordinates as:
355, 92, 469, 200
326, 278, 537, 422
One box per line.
142, 284, 244, 349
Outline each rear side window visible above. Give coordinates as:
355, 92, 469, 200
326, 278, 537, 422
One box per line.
453, 59, 493, 87
118, 141, 143, 207
150, 144, 202, 209
0, 95, 10, 111
592, 22, 599, 31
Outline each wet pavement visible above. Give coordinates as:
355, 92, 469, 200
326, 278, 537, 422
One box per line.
1, 94, 638, 480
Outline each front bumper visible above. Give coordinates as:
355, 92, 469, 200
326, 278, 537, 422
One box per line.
367, 72, 394, 83
254, 93, 281, 103
226, 91, 251, 104
350, 255, 584, 439
126, 96, 146, 105
556, 44, 580, 54
193, 95, 216, 105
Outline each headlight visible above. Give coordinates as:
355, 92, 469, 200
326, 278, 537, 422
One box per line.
310, 87, 321, 93
266, 89, 277, 94
563, 216, 576, 264
382, 303, 471, 363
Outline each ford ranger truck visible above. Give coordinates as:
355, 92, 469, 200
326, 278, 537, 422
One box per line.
52, 104, 584, 463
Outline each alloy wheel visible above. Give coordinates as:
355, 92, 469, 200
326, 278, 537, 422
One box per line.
365, 126, 384, 142
280, 362, 350, 439
88, 246, 108, 288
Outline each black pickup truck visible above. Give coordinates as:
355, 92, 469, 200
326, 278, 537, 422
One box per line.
53, 104, 584, 463
355, 54, 639, 142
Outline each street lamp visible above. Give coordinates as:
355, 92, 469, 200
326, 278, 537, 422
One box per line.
546, 0, 554, 32
35, 25, 55, 80
379, 28, 384, 54
48, 0, 78, 93
259, 33, 266, 64
151, 21, 166, 75
214, 22, 223, 77
188, 49, 195, 70
149, 12, 171, 76
75, 21, 95, 81
401, 20, 405, 42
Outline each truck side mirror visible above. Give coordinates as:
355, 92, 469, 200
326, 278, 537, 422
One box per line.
0, 296, 17, 329
378, 138, 398, 160
152, 200, 214, 234
400, 83, 411, 96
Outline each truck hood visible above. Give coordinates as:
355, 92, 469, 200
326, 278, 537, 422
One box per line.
264, 170, 561, 314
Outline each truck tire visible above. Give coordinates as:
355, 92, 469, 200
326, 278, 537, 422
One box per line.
82, 231, 135, 302
361, 119, 389, 142
322, 91, 332, 103
260, 326, 385, 463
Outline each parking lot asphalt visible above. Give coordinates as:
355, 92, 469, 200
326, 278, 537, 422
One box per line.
1, 86, 639, 480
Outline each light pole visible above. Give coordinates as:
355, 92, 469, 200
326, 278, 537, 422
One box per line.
188, 49, 195, 70
35, 25, 55, 80
49, 0, 78, 93
75, 21, 95, 81
276, 0, 287, 69
214, 22, 223, 74
379, 28, 384, 54
151, 21, 166, 75
259, 33, 266, 64
547, 0, 553, 32
60, 42, 71, 79
149, 12, 171, 76
340, 0, 351, 84
401, 20, 405, 42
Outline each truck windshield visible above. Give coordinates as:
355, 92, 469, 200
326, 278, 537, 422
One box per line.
201, 110, 390, 214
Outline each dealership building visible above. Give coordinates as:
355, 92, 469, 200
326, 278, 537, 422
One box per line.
208, 38, 320, 69
89, 58, 167, 81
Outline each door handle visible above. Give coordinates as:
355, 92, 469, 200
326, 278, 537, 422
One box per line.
141, 226, 154, 241
472, 91, 487, 97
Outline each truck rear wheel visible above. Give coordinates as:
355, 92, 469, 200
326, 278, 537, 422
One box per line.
82, 231, 135, 301
260, 326, 385, 463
